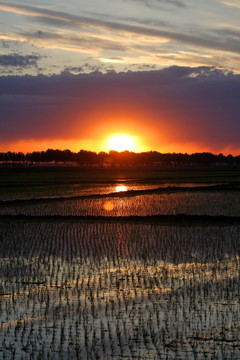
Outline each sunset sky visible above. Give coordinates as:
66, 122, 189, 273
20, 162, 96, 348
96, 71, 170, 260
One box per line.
1, 0, 240, 154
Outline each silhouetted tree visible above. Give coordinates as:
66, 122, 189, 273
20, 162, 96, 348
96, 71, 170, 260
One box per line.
1, 149, 240, 168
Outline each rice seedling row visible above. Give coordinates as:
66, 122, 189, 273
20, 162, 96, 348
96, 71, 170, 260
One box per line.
1, 191, 240, 218
1, 219, 240, 359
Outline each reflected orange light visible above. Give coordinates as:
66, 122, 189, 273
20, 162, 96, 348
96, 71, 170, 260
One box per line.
116, 185, 127, 192
103, 201, 114, 211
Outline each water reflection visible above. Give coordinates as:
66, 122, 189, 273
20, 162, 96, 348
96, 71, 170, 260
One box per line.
115, 185, 127, 192
103, 201, 114, 211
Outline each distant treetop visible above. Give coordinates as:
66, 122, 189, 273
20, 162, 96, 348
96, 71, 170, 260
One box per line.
0, 149, 239, 168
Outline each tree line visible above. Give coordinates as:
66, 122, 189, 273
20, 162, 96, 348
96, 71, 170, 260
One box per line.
0, 149, 240, 167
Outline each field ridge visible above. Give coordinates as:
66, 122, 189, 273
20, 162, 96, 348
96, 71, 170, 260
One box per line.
1, 213, 240, 225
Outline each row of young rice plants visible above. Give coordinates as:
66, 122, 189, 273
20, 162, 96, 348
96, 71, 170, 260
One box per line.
1, 191, 240, 217
0, 219, 240, 359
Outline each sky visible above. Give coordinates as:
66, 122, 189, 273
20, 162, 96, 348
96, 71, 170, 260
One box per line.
0, 0, 240, 154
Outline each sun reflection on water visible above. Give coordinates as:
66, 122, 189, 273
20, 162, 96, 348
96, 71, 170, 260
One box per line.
103, 201, 114, 211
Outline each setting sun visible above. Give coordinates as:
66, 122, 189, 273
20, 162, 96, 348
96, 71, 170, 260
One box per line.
108, 135, 136, 152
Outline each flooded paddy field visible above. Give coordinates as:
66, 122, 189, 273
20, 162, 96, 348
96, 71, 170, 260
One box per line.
1, 168, 240, 359
1, 190, 240, 218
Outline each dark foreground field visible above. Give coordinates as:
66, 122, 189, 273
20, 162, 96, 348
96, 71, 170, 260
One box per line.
1, 167, 240, 359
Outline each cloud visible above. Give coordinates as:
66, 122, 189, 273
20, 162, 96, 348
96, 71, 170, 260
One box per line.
1, 2, 240, 57
125, 0, 186, 8
160, 0, 186, 7
0, 53, 40, 67
0, 66, 240, 154
214, 0, 240, 8
14, 30, 128, 56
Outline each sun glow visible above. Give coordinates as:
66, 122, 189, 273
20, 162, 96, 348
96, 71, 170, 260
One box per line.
108, 135, 136, 152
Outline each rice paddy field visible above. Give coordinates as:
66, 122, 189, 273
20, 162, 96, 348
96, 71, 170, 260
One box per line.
1, 167, 240, 359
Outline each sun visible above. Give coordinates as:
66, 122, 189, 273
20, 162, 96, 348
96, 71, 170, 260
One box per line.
108, 135, 135, 152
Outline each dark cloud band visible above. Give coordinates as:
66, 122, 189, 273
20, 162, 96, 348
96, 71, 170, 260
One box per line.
0, 66, 240, 154
0, 54, 40, 67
